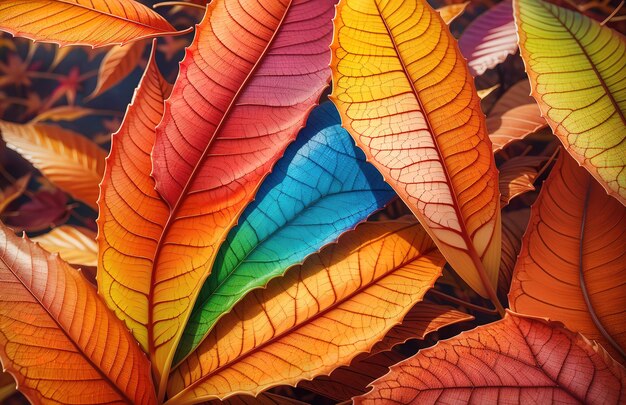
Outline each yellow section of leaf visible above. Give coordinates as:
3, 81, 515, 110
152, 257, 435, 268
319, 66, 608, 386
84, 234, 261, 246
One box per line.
0, 121, 106, 210
32, 225, 98, 267
167, 219, 444, 404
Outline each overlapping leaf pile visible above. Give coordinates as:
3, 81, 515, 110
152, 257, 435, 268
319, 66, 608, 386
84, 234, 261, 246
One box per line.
0, 0, 624, 404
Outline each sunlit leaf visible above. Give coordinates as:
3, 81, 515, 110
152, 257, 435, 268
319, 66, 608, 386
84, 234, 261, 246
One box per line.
487, 80, 547, 153
355, 312, 626, 404
0, 221, 157, 405
509, 153, 626, 361
89, 40, 147, 99
100, 0, 335, 396
499, 155, 548, 206
0, 173, 30, 214
167, 219, 444, 404
331, 0, 502, 302
32, 225, 97, 267
515, 0, 626, 204
0, 121, 105, 209
0, 0, 178, 47
175, 102, 395, 363
437, 2, 469, 24
458, 0, 518, 76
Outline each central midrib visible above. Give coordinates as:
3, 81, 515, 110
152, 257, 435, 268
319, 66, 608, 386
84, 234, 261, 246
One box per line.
146, 0, 294, 365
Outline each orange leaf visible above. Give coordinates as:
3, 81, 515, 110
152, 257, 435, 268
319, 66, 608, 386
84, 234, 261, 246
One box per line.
0, 122, 106, 210
32, 225, 98, 267
0, 221, 157, 405
98, 1, 336, 397
437, 2, 469, 24
167, 219, 444, 404
355, 312, 626, 404
0, 173, 30, 214
509, 153, 626, 361
89, 40, 148, 99
331, 0, 502, 302
487, 80, 547, 153
0, 0, 179, 47
499, 155, 548, 206
497, 209, 529, 303
204, 392, 307, 405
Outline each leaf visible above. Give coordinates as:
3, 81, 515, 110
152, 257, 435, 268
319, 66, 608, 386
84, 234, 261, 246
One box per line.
89, 40, 147, 99
514, 0, 626, 204
487, 80, 547, 152
300, 351, 405, 402
355, 312, 626, 404
175, 102, 395, 363
30, 106, 109, 123
497, 208, 529, 303
0, 221, 157, 405
370, 302, 473, 354
99, 0, 336, 395
437, 2, 469, 24
477, 84, 500, 100
458, 0, 518, 76
499, 155, 548, 206
0, 173, 30, 214
2, 189, 71, 233
0, 0, 179, 47
32, 225, 97, 267
509, 153, 626, 361
299, 302, 473, 402
0, 121, 106, 210
331, 0, 502, 301
167, 219, 444, 404
204, 392, 308, 405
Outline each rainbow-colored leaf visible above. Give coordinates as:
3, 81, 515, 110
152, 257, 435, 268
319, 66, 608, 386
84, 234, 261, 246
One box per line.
331, 0, 502, 301
175, 102, 394, 363
515, 0, 626, 203
0, 221, 157, 405
99, 0, 335, 396
458, 0, 518, 76
509, 153, 626, 361
0, 0, 178, 47
167, 219, 444, 404
356, 312, 626, 404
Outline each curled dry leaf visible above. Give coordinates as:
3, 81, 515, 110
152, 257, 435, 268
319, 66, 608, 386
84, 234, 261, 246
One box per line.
509, 153, 626, 361
89, 40, 147, 99
487, 80, 547, 152
99, 0, 336, 396
0, 121, 105, 210
167, 219, 444, 404
458, 0, 518, 76
515, 0, 626, 203
0, 0, 178, 47
356, 312, 626, 404
498, 155, 549, 206
331, 0, 502, 302
0, 222, 157, 405
32, 225, 98, 267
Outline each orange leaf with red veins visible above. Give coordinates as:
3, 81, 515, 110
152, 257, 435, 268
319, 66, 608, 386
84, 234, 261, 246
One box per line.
509, 153, 626, 361
89, 40, 148, 99
167, 219, 444, 404
0, 0, 179, 47
99, 1, 335, 397
355, 312, 626, 404
488, 80, 547, 152
331, 0, 502, 303
0, 221, 157, 405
